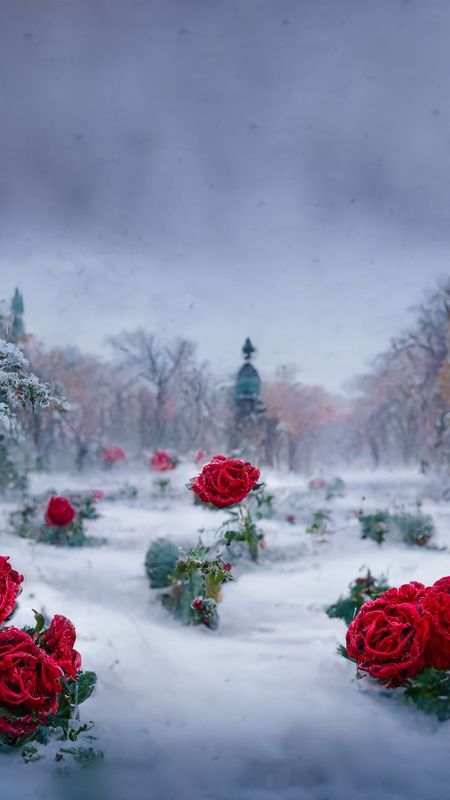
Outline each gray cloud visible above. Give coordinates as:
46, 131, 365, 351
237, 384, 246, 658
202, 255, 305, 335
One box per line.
0, 0, 449, 389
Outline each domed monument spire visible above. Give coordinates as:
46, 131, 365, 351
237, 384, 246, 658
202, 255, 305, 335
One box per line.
229, 338, 266, 456
242, 337, 255, 360
234, 338, 261, 412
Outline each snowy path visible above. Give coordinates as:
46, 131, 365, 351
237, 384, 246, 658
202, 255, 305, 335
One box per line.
1, 465, 450, 800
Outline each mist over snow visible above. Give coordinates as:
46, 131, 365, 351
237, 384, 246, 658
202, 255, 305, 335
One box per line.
1, 0, 450, 389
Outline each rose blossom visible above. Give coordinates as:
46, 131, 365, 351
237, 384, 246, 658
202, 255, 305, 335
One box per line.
101, 445, 126, 464
346, 592, 430, 686
421, 586, 450, 670
40, 615, 81, 680
430, 576, 450, 595
45, 496, 76, 527
0, 556, 23, 624
151, 450, 175, 471
190, 455, 260, 508
380, 581, 427, 605
0, 627, 62, 735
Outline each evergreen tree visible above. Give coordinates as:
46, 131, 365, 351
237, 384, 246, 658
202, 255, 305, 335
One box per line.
0, 339, 62, 492
10, 288, 25, 342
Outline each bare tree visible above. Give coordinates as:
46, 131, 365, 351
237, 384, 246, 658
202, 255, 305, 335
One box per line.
110, 330, 195, 446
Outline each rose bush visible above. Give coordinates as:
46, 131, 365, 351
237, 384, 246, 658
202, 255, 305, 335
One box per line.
343, 576, 450, 713
190, 455, 260, 508
0, 555, 98, 753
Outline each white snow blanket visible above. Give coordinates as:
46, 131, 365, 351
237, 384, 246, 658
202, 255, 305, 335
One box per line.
1, 464, 449, 800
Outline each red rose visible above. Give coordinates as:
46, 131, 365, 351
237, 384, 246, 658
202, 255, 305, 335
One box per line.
40, 615, 81, 680
380, 581, 426, 604
101, 445, 126, 464
346, 594, 430, 686
190, 455, 260, 508
45, 496, 76, 527
0, 556, 23, 624
151, 450, 175, 471
0, 627, 62, 730
431, 576, 450, 595
91, 490, 105, 502
421, 589, 450, 670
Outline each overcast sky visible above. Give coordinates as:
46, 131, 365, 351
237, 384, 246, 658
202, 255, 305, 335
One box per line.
1, 0, 450, 391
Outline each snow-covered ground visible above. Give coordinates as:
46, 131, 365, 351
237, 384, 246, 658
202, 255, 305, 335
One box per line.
1, 464, 450, 800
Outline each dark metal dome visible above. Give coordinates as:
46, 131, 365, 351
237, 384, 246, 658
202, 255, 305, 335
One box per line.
234, 358, 261, 399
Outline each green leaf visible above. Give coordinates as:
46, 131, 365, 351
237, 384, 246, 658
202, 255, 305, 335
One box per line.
76, 672, 97, 705
31, 609, 46, 634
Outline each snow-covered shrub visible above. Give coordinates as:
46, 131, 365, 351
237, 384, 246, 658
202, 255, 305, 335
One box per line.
145, 538, 179, 588
306, 507, 332, 536
105, 483, 139, 501
394, 511, 435, 547
69, 491, 102, 521
325, 477, 346, 500
359, 511, 389, 544
359, 510, 435, 547
161, 543, 233, 629
152, 477, 172, 496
